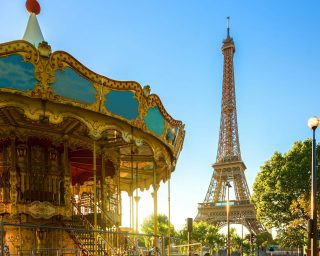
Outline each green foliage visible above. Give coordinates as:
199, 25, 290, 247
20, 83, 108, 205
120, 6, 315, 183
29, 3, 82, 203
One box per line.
229, 227, 242, 252
256, 231, 274, 249
276, 224, 306, 247
177, 221, 225, 253
141, 213, 175, 248
252, 139, 320, 245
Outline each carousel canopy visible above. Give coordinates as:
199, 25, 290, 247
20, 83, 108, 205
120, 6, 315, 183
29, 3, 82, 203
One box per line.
0, 0, 185, 193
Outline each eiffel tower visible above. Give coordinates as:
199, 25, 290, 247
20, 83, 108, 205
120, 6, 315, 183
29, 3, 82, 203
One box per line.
196, 19, 264, 234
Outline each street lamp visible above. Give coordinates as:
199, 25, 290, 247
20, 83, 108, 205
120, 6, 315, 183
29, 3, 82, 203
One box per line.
241, 215, 244, 256
226, 181, 232, 256
308, 116, 319, 256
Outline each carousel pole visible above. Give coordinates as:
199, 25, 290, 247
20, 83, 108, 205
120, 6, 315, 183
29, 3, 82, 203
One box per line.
101, 148, 105, 214
131, 193, 134, 232
117, 162, 122, 226
168, 175, 171, 256
63, 135, 69, 207
152, 164, 159, 255
129, 192, 132, 230
135, 163, 140, 234
117, 164, 121, 251
93, 140, 98, 255
130, 131, 134, 232
10, 134, 18, 208
130, 145, 134, 231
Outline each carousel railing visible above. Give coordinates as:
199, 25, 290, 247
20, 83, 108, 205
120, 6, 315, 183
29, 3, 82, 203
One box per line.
0, 222, 166, 256
87, 193, 119, 228
10, 248, 82, 255
69, 198, 117, 256
17, 171, 64, 206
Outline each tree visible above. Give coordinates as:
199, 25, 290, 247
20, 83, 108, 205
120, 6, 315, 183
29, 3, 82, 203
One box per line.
177, 221, 225, 254
275, 223, 305, 248
251, 139, 320, 245
229, 227, 242, 253
141, 213, 175, 248
256, 231, 274, 250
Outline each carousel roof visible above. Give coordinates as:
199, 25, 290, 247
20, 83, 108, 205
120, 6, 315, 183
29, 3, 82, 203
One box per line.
0, 1, 185, 192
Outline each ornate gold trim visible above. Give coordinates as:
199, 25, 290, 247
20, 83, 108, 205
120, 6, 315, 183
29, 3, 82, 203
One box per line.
0, 40, 185, 183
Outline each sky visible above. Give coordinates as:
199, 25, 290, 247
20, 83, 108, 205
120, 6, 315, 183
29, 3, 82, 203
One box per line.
1, 1, 320, 231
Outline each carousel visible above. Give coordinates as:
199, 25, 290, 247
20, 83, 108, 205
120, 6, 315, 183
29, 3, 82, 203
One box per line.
0, 1, 185, 255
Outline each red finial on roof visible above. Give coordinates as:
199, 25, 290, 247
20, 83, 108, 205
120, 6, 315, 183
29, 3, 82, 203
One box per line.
26, 0, 41, 15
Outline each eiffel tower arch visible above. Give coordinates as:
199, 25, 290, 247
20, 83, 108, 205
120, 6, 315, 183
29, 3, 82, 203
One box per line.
196, 20, 265, 235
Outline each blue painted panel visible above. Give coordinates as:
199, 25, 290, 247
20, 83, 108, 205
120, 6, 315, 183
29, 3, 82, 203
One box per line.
0, 54, 37, 91
105, 90, 139, 120
166, 128, 175, 142
144, 107, 165, 136
166, 127, 179, 145
52, 67, 96, 104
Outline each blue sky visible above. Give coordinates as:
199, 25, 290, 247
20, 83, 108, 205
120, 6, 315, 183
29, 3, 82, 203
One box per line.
1, 1, 320, 230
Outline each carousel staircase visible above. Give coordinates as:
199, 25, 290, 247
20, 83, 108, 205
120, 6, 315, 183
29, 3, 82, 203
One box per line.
63, 197, 118, 256
86, 193, 118, 228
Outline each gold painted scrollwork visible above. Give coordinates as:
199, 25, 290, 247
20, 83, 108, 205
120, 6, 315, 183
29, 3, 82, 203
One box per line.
0, 40, 39, 63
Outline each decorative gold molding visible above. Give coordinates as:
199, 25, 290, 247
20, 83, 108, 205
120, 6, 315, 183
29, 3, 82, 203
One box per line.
26, 201, 57, 219
0, 40, 185, 160
0, 203, 11, 214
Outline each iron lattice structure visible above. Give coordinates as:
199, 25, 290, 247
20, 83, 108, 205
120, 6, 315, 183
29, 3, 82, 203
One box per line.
196, 28, 265, 234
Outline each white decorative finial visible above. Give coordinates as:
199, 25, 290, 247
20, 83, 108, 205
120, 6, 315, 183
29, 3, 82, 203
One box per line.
23, 0, 45, 47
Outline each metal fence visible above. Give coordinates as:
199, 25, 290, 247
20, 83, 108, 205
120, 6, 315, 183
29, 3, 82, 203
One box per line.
0, 222, 171, 256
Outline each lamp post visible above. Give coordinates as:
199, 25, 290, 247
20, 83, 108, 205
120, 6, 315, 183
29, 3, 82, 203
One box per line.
308, 116, 319, 256
226, 181, 232, 256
